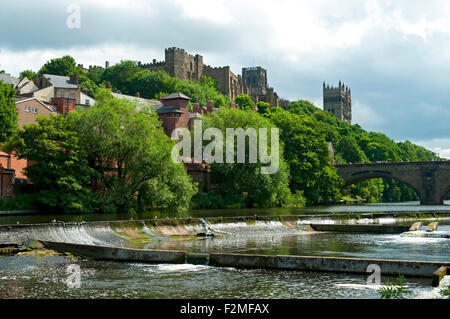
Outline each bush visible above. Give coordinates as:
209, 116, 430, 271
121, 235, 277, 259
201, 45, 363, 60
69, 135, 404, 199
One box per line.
378, 275, 412, 299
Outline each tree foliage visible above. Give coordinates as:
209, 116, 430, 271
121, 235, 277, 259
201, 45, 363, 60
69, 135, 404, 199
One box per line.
38, 55, 77, 76
19, 70, 37, 80
4, 90, 197, 213
198, 108, 292, 208
269, 109, 342, 205
234, 94, 255, 110
287, 99, 440, 202
0, 80, 18, 143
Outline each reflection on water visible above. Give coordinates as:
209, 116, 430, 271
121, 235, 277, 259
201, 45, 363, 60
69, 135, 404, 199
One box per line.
0, 201, 449, 226
0, 256, 434, 299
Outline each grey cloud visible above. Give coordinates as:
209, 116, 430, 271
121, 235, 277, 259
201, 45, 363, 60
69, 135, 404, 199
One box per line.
1, 0, 449, 145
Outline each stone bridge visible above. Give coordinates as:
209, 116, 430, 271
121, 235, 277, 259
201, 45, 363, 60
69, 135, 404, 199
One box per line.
335, 161, 450, 205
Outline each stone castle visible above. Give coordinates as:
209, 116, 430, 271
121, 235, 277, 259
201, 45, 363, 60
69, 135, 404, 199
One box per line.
137, 47, 280, 106
323, 81, 352, 124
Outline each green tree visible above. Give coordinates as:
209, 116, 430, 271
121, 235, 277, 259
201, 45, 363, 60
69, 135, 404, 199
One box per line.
0, 80, 18, 143
101, 60, 142, 93
4, 90, 197, 213
269, 109, 342, 205
256, 101, 271, 116
335, 136, 367, 163
234, 94, 255, 110
70, 90, 197, 213
3, 115, 93, 212
200, 108, 291, 208
19, 70, 36, 80
38, 55, 77, 76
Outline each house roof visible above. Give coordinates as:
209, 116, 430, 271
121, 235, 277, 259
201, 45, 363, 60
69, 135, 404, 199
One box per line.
162, 92, 191, 100
80, 92, 96, 105
43, 74, 78, 89
0, 73, 19, 86
15, 97, 55, 113
111, 92, 162, 111
156, 106, 184, 114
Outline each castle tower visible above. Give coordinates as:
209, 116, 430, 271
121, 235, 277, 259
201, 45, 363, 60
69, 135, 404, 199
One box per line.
242, 67, 268, 96
323, 81, 352, 124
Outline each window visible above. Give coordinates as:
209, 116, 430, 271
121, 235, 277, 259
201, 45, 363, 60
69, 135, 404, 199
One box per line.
86, 99, 90, 105
25, 106, 30, 112
32, 107, 38, 114
70, 93, 75, 99
61, 91, 65, 97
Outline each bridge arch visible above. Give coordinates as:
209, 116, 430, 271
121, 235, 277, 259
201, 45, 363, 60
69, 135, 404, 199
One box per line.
343, 174, 422, 202
336, 162, 450, 205
440, 188, 450, 204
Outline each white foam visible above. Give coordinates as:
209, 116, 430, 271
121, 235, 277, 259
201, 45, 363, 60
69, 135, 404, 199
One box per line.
156, 264, 210, 272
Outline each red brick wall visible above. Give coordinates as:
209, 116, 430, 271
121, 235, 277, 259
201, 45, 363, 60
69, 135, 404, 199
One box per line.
0, 152, 27, 179
0, 164, 15, 199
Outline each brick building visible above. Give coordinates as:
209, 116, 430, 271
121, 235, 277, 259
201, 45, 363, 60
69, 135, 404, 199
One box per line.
0, 164, 15, 199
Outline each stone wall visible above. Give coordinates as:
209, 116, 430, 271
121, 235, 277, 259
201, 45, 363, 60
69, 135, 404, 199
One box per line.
323, 82, 352, 124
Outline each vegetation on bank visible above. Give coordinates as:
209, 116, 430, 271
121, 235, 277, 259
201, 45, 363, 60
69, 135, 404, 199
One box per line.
3, 90, 196, 213
0, 55, 445, 213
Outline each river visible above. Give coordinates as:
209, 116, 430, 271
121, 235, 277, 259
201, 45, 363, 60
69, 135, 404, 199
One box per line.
0, 201, 449, 299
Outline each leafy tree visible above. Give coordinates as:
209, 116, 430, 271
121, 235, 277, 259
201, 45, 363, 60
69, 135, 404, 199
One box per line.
38, 55, 77, 76
19, 70, 36, 80
0, 80, 18, 143
4, 90, 197, 213
335, 136, 367, 163
234, 94, 255, 110
200, 107, 292, 208
3, 115, 93, 212
200, 76, 219, 91
256, 101, 271, 116
78, 73, 102, 97
101, 60, 142, 93
269, 109, 342, 204
85, 65, 105, 84
70, 90, 197, 213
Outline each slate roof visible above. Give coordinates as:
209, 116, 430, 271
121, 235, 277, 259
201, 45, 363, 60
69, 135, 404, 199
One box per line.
0, 73, 19, 86
111, 92, 162, 111
43, 74, 78, 89
162, 92, 191, 100
156, 106, 184, 114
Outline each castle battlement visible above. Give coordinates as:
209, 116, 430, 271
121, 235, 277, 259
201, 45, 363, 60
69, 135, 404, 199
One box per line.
323, 81, 352, 124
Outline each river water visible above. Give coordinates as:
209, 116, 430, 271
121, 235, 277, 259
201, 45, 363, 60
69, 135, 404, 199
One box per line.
0, 201, 449, 299
1, 200, 449, 225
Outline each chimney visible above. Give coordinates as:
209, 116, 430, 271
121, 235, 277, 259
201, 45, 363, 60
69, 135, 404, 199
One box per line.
207, 100, 214, 113
105, 61, 110, 69
193, 103, 200, 113
70, 72, 79, 86
229, 102, 236, 109
136, 91, 140, 98
107, 81, 112, 91
82, 87, 88, 95
158, 95, 161, 101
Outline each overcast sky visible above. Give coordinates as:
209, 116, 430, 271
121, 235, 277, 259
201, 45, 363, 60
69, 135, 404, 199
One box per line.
1, 0, 449, 157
